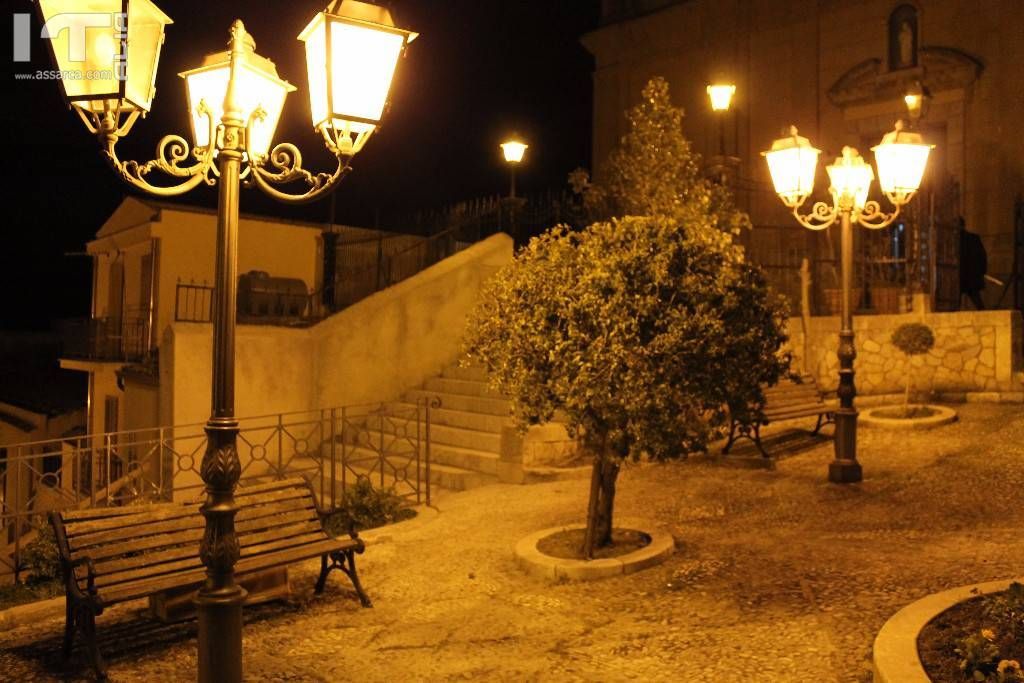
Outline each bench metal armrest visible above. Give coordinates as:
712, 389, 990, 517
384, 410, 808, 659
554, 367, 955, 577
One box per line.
67, 555, 99, 596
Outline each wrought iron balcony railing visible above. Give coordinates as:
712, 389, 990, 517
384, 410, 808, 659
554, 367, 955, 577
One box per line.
58, 317, 151, 363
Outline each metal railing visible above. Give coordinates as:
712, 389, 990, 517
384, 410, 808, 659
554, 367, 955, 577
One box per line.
58, 316, 151, 362
0, 399, 437, 583
175, 280, 328, 326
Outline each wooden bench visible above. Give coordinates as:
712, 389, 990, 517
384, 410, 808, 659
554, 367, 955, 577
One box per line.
50, 477, 370, 679
722, 375, 837, 458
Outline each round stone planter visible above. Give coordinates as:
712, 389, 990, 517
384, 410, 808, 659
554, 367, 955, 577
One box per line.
514, 521, 674, 582
873, 577, 1024, 683
860, 405, 957, 430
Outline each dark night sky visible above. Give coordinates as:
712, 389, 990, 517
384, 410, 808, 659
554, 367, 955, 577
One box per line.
2, 0, 600, 331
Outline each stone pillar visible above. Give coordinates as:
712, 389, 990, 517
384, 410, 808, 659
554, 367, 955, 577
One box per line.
497, 426, 525, 484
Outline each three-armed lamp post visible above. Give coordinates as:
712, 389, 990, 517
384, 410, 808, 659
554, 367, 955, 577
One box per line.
500, 137, 528, 199
37, 0, 416, 680
762, 122, 933, 483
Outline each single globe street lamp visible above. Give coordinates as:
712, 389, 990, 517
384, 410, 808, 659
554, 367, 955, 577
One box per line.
706, 83, 736, 156
763, 121, 933, 484
37, 1, 416, 681
500, 137, 528, 199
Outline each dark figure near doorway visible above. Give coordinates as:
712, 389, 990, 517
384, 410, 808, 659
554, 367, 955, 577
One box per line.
959, 217, 988, 310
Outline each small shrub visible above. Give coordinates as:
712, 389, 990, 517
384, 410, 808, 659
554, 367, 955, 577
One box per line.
986, 583, 1024, 643
324, 478, 414, 535
890, 322, 936, 414
957, 629, 1002, 681
21, 523, 62, 584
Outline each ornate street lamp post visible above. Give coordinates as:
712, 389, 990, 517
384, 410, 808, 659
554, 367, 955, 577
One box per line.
763, 122, 933, 483
38, 1, 416, 680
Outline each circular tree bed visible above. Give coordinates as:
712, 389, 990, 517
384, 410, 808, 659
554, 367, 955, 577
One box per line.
515, 523, 674, 582
536, 527, 651, 560
918, 584, 1024, 682
860, 404, 957, 430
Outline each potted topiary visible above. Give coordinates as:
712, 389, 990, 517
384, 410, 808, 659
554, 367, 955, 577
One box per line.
891, 322, 935, 416
861, 322, 957, 429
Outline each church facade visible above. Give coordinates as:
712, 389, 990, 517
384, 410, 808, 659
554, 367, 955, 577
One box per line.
583, 0, 1023, 313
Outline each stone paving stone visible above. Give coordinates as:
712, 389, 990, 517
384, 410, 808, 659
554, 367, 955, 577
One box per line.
1, 403, 1022, 681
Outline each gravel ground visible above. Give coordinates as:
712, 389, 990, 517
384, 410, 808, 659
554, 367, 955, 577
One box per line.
2, 403, 1022, 682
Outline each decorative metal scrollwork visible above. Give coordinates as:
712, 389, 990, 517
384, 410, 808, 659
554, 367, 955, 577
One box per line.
100, 101, 218, 197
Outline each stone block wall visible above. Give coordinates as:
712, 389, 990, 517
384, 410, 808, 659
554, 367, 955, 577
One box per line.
786, 309, 1023, 399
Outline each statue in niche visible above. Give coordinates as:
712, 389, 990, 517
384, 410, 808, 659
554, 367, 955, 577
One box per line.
888, 5, 919, 70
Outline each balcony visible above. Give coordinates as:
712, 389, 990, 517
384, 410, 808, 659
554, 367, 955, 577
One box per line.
58, 317, 151, 363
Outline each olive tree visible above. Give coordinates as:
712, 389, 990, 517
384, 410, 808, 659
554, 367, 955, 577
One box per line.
463, 77, 789, 558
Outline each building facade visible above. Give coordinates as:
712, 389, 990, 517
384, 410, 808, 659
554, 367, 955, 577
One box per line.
583, 0, 1024, 313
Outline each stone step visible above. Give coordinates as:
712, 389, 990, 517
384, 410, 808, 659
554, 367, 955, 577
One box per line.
293, 450, 495, 493
338, 448, 496, 492
428, 443, 499, 475
404, 389, 512, 417
440, 364, 491, 383
393, 402, 507, 433
423, 377, 503, 399
343, 417, 501, 454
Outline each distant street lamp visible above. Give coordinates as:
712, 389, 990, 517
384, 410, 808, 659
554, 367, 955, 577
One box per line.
763, 122, 933, 484
500, 137, 528, 199
706, 83, 736, 155
38, 1, 416, 680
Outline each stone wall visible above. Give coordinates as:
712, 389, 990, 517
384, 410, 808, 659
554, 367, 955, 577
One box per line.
787, 309, 1023, 400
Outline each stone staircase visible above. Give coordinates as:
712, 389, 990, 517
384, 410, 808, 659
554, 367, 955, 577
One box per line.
333, 363, 511, 494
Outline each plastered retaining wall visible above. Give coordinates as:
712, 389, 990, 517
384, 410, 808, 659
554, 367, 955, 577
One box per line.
787, 308, 1023, 400
163, 233, 514, 424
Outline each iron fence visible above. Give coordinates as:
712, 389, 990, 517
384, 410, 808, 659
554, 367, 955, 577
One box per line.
0, 399, 436, 583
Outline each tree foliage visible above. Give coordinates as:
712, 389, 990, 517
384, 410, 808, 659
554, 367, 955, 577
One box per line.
580, 77, 750, 235
465, 218, 790, 461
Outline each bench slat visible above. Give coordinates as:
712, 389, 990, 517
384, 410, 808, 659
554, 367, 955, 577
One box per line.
69, 507, 318, 563
90, 528, 333, 590
68, 493, 311, 548
67, 486, 311, 540
88, 520, 329, 581
99, 537, 349, 605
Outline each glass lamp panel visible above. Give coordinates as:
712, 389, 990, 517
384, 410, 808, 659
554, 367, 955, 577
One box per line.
827, 152, 875, 210
184, 64, 292, 158
302, 15, 330, 128
765, 147, 818, 204
123, 0, 172, 111
501, 141, 528, 163
707, 84, 736, 112
328, 20, 405, 126
39, 0, 123, 102
873, 141, 932, 197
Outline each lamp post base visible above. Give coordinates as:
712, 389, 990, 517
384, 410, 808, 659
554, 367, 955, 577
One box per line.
828, 458, 863, 484
197, 584, 247, 683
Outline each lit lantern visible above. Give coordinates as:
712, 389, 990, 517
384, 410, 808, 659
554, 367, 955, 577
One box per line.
872, 121, 933, 204
500, 139, 528, 164
179, 29, 295, 159
37, 0, 172, 121
826, 147, 875, 211
706, 84, 736, 112
299, 0, 417, 151
762, 126, 820, 207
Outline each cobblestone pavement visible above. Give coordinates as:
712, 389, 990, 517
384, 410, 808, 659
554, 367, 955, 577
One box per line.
2, 403, 1023, 682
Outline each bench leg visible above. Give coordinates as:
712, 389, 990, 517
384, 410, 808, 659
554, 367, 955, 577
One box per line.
62, 596, 76, 660
316, 550, 372, 608
76, 603, 107, 680
812, 412, 835, 436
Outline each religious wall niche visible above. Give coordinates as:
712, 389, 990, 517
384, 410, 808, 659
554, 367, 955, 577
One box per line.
888, 4, 919, 72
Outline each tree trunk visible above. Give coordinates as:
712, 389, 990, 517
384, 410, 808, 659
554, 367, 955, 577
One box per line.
904, 369, 913, 416
581, 449, 620, 560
